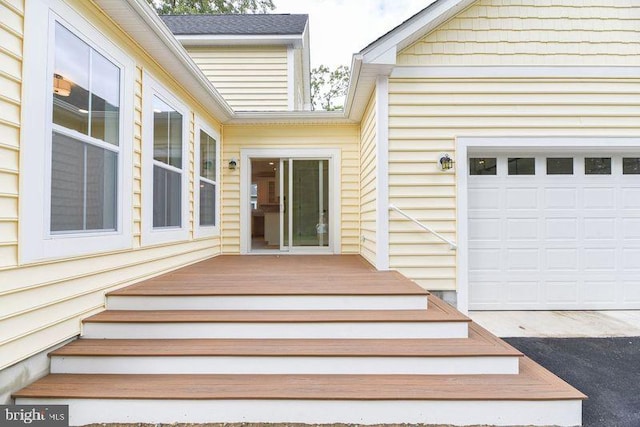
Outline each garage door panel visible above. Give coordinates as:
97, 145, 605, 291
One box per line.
583, 249, 617, 271
469, 152, 640, 310
545, 218, 578, 240
584, 218, 617, 240
468, 188, 500, 209
545, 249, 578, 271
506, 188, 538, 209
583, 187, 617, 210
544, 188, 578, 209
507, 218, 538, 240
506, 281, 539, 304
583, 280, 617, 304
545, 281, 579, 304
622, 218, 640, 239
623, 282, 640, 303
506, 249, 540, 271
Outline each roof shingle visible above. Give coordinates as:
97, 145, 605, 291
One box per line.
160, 14, 308, 36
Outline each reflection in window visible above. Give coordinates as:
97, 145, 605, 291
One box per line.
547, 158, 574, 175
152, 96, 182, 169
50, 22, 121, 233
585, 157, 611, 175
470, 158, 497, 175
199, 130, 217, 227
508, 158, 535, 175
623, 158, 640, 175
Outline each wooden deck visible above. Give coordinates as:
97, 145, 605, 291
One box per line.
109, 255, 428, 296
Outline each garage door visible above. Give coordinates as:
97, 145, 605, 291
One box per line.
468, 154, 640, 310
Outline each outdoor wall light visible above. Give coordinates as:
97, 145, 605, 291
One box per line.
228, 158, 238, 170
438, 153, 455, 171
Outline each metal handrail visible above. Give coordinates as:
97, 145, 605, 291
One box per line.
389, 204, 457, 250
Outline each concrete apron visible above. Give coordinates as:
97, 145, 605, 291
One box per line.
469, 311, 640, 338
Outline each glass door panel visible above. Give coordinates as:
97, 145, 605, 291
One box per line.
291, 159, 329, 248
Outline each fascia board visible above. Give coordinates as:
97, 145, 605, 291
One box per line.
176, 34, 304, 48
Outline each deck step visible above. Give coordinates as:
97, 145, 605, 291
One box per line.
14, 358, 585, 426
52, 323, 519, 375
83, 296, 469, 340
107, 270, 429, 310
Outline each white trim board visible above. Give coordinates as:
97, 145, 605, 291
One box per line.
455, 136, 640, 314
15, 398, 582, 427
391, 66, 640, 79
239, 148, 342, 255
375, 76, 390, 271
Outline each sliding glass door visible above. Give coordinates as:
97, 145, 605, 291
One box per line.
279, 158, 330, 251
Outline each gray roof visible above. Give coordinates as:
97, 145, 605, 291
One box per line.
161, 14, 308, 36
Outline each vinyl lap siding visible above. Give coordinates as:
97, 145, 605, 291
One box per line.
222, 124, 360, 254
0, 0, 222, 371
187, 46, 289, 111
0, 0, 23, 269
388, 77, 640, 291
398, 0, 640, 66
359, 94, 377, 266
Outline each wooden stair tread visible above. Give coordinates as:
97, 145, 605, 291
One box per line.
51, 323, 519, 358
14, 358, 585, 401
108, 273, 428, 297
84, 296, 468, 324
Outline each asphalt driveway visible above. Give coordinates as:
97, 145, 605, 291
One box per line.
505, 336, 640, 427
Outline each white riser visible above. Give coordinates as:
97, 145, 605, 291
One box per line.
15, 398, 582, 427
82, 321, 468, 339
51, 355, 518, 375
106, 295, 429, 311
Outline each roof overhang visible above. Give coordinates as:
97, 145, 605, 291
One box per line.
344, 0, 476, 122
226, 111, 358, 126
176, 34, 305, 48
93, 0, 235, 122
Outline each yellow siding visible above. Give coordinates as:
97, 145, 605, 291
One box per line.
0, 0, 223, 370
399, 0, 640, 66
388, 77, 640, 291
0, 0, 23, 269
359, 93, 377, 266
186, 46, 289, 111
222, 124, 360, 254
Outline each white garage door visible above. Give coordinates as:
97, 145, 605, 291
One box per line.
468, 154, 640, 310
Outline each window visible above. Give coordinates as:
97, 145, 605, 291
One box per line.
195, 121, 220, 237
142, 73, 189, 245
470, 158, 497, 175
199, 129, 218, 227
51, 23, 120, 233
585, 157, 611, 175
623, 158, 640, 175
152, 96, 183, 228
508, 158, 535, 175
20, 1, 133, 262
547, 158, 574, 175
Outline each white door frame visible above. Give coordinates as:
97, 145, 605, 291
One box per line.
456, 136, 640, 314
240, 148, 342, 255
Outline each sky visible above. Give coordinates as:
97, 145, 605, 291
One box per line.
273, 0, 437, 69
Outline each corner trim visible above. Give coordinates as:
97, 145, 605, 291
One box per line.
375, 76, 390, 271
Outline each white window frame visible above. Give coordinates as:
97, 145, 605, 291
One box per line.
194, 117, 221, 238
141, 72, 191, 245
20, 0, 134, 263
